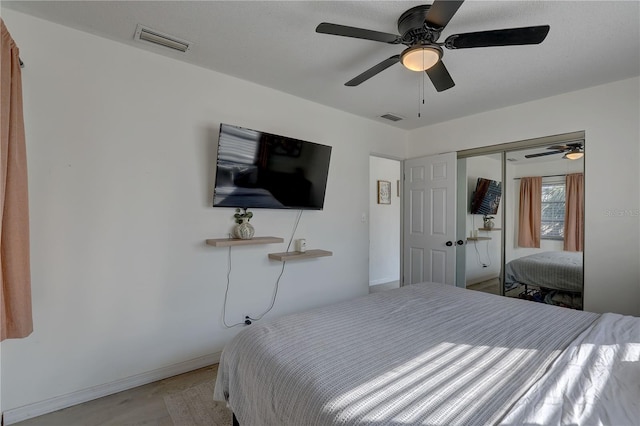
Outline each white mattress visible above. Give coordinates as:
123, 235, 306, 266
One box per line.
214, 282, 602, 425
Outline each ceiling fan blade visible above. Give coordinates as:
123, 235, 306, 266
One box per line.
426, 60, 455, 92
424, 0, 465, 29
553, 141, 583, 150
345, 55, 400, 86
524, 150, 564, 159
316, 23, 401, 44
445, 25, 550, 49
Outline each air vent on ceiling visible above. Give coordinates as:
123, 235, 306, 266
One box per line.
134, 24, 191, 52
379, 113, 404, 122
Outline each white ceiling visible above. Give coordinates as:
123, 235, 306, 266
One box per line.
3, 1, 639, 130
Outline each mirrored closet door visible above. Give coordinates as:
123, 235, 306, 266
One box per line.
458, 132, 585, 310
458, 153, 503, 293
503, 141, 584, 309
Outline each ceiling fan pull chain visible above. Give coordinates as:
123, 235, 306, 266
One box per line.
423, 65, 426, 105
417, 62, 425, 118
417, 73, 421, 118
422, 51, 426, 105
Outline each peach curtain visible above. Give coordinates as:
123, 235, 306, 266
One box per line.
517, 176, 542, 248
564, 173, 584, 252
1, 19, 32, 341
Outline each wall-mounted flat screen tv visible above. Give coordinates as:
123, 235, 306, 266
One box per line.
213, 123, 332, 210
470, 177, 502, 215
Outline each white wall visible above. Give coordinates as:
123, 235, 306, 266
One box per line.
2, 6, 638, 420
408, 77, 640, 316
369, 157, 400, 286
505, 157, 584, 263
465, 155, 502, 285
0, 10, 407, 415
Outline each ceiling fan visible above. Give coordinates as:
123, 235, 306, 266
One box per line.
524, 142, 584, 160
316, 0, 550, 91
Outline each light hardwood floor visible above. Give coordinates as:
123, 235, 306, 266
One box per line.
12, 365, 218, 426
466, 277, 501, 294
369, 280, 400, 293
467, 277, 522, 298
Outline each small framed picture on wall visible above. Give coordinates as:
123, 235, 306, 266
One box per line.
377, 180, 391, 204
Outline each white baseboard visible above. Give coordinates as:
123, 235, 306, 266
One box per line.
369, 278, 399, 286
4, 352, 221, 425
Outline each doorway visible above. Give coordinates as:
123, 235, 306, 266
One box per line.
403, 152, 458, 286
369, 155, 401, 293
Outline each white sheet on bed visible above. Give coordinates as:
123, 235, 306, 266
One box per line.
214, 282, 599, 425
500, 312, 640, 425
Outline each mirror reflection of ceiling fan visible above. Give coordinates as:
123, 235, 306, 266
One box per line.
524, 142, 585, 160
315, 0, 550, 91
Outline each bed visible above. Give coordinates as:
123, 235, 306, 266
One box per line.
213, 282, 640, 425
504, 250, 583, 292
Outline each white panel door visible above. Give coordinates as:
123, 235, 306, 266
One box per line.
403, 152, 457, 285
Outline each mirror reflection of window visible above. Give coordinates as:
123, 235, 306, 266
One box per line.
541, 181, 565, 240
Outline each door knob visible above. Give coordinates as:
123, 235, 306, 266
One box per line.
456, 240, 464, 246
446, 241, 453, 246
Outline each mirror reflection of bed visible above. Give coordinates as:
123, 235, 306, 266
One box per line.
504, 250, 583, 308
463, 138, 585, 310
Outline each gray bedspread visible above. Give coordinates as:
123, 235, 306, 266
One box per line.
504, 250, 583, 292
214, 282, 599, 425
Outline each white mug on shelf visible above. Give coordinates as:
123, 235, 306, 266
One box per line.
296, 238, 307, 253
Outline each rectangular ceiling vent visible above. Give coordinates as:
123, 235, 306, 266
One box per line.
134, 24, 191, 52
379, 113, 404, 122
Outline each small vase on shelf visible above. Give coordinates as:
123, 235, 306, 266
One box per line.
233, 208, 255, 240
483, 215, 495, 230
234, 219, 255, 240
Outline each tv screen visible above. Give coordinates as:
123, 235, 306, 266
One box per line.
213, 123, 332, 210
470, 177, 502, 215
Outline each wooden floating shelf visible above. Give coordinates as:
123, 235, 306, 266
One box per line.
478, 228, 502, 231
206, 236, 284, 247
268, 249, 333, 262
467, 237, 492, 241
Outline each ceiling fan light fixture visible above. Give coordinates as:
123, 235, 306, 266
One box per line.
563, 149, 584, 160
400, 45, 442, 72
